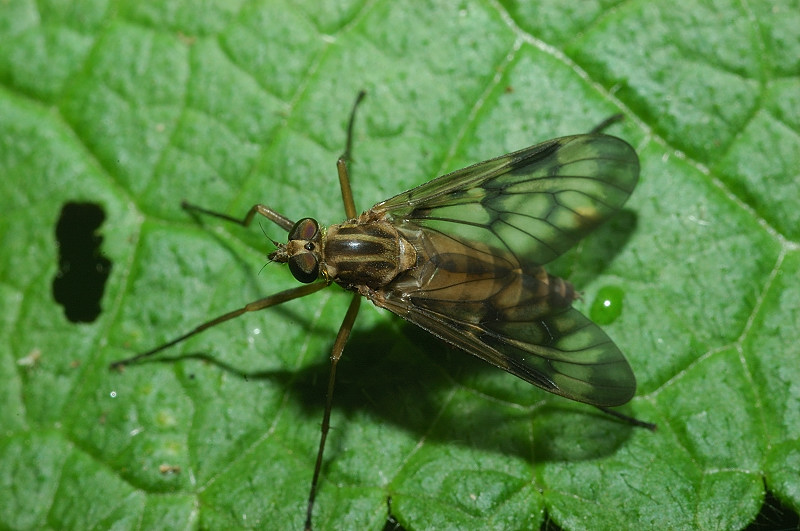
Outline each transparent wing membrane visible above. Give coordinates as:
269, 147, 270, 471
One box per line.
375, 135, 639, 267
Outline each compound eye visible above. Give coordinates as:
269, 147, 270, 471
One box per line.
289, 218, 319, 241
288, 253, 319, 283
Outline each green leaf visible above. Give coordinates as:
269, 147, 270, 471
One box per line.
2, 1, 798, 530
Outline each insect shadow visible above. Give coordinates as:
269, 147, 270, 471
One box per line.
157, 288, 640, 471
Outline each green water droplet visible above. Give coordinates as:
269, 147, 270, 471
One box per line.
589, 285, 625, 325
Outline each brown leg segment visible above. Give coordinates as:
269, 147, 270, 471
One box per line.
181, 201, 296, 233
336, 90, 366, 221
596, 406, 657, 431
109, 282, 328, 369
305, 294, 362, 531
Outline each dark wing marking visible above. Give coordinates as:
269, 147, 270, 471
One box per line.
372, 135, 639, 267
371, 228, 636, 406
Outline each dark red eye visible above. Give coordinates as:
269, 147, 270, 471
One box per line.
289, 218, 319, 241
289, 253, 319, 283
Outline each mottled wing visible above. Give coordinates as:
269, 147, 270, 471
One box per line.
369, 134, 639, 406
375, 296, 635, 406
373, 232, 636, 406
373, 134, 639, 267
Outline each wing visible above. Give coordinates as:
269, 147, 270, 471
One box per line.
371, 225, 636, 406
377, 295, 635, 407
372, 134, 639, 267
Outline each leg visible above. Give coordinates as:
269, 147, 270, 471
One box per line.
596, 406, 657, 431
336, 90, 366, 220
182, 200, 296, 233
304, 293, 361, 531
589, 114, 624, 135
109, 282, 328, 369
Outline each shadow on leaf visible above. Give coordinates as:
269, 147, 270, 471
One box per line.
144, 313, 643, 467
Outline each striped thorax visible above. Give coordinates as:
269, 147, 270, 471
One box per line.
269, 212, 417, 289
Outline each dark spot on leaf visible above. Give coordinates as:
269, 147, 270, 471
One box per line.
746, 490, 800, 531
382, 495, 407, 531
52, 202, 112, 323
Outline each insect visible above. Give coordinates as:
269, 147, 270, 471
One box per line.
111, 91, 653, 530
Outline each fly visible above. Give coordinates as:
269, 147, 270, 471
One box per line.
111, 91, 654, 530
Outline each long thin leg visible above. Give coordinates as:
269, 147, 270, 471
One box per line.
109, 282, 328, 369
336, 90, 366, 220
182, 200, 296, 233
596, 406, 657, 431
304, 293, 361, 531
589, 114, 624, 135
